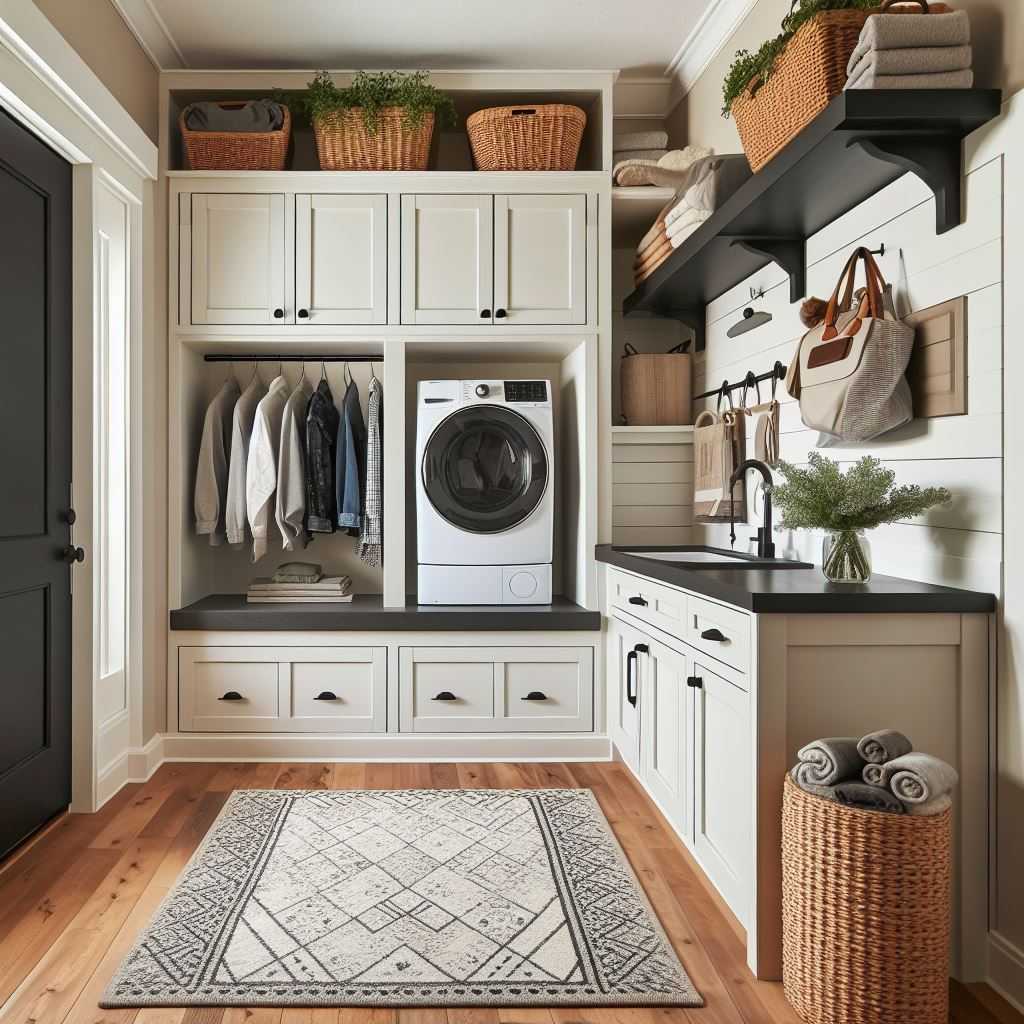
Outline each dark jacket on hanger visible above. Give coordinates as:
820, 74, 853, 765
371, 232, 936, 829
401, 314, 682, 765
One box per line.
306, 378, 340, 533
336, 377, 367, 534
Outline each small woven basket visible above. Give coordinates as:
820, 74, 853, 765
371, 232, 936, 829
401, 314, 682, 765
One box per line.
731, 9, 870, 172
180, 103, 291, 171
781, 775, 953, 1024
312, 107, 434, 171
467, 104, 586, 170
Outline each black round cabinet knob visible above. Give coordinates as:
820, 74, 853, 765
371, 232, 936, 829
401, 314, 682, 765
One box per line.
273, 307, 284, 319
298, 308, 310, 319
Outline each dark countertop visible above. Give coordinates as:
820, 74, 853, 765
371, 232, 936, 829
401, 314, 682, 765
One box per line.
170, 594, 602, 631
596, 545, 996, 614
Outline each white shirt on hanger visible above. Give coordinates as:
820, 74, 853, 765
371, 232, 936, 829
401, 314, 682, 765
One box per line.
276, 378, 313, 551
246, 374, 290, 561
194, 377, 239, 545
225, 374, 267, 546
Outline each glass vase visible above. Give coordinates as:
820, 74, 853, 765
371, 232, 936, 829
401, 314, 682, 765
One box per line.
822, 529, 872, 583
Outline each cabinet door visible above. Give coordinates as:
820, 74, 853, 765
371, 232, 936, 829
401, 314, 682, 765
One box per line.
401, 194, 493, 324
189, 193, 287, 324
692, 660, 751, 924
295, 194, 387, 325
608, 618, 646, 773
494, 195, 586, 325
640, 637, 693, 842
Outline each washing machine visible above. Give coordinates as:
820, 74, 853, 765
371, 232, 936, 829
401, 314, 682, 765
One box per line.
416, 379, 554, 605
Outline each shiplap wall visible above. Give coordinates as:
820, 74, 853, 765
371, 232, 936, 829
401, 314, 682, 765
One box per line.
612, 433, 695, 546
691, 156, 1003, 595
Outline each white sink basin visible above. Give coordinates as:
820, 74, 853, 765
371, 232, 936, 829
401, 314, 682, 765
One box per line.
624, 550, 752, 563
617, 546, 813, 569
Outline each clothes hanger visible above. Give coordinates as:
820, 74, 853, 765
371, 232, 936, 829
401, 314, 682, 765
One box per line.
343, 361, 353, 388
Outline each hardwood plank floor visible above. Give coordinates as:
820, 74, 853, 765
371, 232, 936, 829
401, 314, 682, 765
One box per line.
0, 761, 1017, 1024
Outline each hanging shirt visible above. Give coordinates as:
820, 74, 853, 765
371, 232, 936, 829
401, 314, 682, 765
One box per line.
336, 376, 367, 534
225, 375, 267, 546
194, 378, 240, 545
359, 375, 383, 567
306, 378, 340, 534
245, 374, 289, 561
276, 379, 313, 551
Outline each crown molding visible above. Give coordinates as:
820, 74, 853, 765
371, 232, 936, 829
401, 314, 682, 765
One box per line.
109, 0, 186, 69
666, 0, 758, 109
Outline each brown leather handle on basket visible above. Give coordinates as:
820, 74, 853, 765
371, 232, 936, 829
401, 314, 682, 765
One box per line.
879, 0, 930, 11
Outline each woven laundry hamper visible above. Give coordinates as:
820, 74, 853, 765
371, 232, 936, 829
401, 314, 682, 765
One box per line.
781, 775, 953, 1024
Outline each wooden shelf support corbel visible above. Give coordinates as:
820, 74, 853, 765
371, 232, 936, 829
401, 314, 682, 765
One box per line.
847, 135, 962, 234
729, 238, 806, 303
667, 308, 706, 352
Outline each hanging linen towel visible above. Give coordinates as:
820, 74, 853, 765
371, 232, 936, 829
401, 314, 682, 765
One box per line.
693, 407, 746, 522
359, 375, 384, 567
245, 374, 289, 561
305, 377, 340, 534
194, 378, 239, 545
225, 375, 267, 546
336, 373, 367, 534
275, 378, 313, 551
613, 130, 669, 151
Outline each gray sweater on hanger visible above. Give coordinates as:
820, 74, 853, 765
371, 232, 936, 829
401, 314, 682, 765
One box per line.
194, 379, 240, 544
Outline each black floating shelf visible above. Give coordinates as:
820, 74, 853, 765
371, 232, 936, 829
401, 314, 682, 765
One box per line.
623, 89, 1002, 348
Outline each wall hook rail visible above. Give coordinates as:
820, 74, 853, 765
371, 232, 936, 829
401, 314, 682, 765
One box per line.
694, 360, 787, 402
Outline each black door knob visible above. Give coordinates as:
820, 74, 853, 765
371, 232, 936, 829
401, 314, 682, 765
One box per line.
314, 691, 337, 701
64, 508, 77, 525
62, 545, 85, 564
480, 308, 491, 318
273, 307, 284, 319
686, 676, 703, 689
521, 691, 547, 701
298, 308, 310, 319
495, 308, 508, 319
218, 691, 244, 701
432, 691, 457, 701
700, 628, 727, 642
628, 595, 648, 607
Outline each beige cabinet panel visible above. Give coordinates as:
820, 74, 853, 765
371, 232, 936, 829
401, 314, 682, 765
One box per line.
295, 194, 387, 324
494, 194, 586, 325
189, 194, 287, 325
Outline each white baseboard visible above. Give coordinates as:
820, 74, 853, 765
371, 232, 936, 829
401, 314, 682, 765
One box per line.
989, 931, 1024, 1012
94, 734, 166, 808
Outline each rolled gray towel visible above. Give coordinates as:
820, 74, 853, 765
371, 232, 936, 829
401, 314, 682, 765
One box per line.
857, 729, 913, 765
904, 793, 953, 817
862, 761, 896, 788
183, 99, 285, 133
887, 752, 959, 804
795, 737, 864, 787
847, 10, 971, 73
834, 782, 905, 814
789, 767, 839, 803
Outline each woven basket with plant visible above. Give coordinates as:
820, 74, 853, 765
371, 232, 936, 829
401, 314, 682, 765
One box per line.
723, 0, 878, 172
303, 71, 456, 171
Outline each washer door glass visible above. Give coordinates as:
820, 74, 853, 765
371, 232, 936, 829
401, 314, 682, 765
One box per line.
422, 406, 548, 533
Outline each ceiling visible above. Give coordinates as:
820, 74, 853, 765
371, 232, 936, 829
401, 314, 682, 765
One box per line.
118, 0, 718, 76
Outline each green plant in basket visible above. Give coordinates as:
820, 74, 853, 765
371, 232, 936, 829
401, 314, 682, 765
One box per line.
722, 0, 877, 115
772, 452, 950, 582
301, 70, 456, 134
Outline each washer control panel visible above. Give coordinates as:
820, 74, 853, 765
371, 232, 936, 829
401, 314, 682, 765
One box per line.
503, 380, 548, 404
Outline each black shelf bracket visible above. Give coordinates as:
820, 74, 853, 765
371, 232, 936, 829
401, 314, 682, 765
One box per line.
847, 135, 962, 235
667, 309, 706, 352
729, 237, 806, 303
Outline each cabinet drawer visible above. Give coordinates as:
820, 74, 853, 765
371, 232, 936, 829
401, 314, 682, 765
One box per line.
684, 595, 751, 676
287, 649, 387, 732
400, 647, 593, 733
180, 648, 280, 730
608, 568, 687, 637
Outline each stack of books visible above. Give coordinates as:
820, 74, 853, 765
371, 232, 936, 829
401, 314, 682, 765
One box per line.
245, 563, 353, 604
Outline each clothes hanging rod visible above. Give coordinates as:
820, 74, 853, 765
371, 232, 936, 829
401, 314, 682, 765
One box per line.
202, 354, 379, 363
694, 360, 787, 402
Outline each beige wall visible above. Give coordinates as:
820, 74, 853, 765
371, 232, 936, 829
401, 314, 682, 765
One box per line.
33, 0, 159, 141
673, 0, 1023, 153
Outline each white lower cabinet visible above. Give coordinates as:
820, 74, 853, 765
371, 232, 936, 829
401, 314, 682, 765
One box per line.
179, 646, 387, 732
608, 618, 646, 773
399, 646, 593, 733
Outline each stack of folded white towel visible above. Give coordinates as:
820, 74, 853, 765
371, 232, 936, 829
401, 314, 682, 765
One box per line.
613, 130, 669, 176
791, 729, 958, 815
845, 6, 972, 90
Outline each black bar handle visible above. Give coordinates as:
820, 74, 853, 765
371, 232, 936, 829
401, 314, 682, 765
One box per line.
218, 691, 243, 701
432, 691, 457, 701
701, 628, 727, 642
314, 691, 337, 701
687, 676, 704, 689
626, 651, 638, 707
628, 595, 648, 607
521, 691, 547, 701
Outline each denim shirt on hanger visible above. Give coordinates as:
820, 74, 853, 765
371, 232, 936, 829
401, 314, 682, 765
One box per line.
336, 376, 367, 534
305, 378, 340, 533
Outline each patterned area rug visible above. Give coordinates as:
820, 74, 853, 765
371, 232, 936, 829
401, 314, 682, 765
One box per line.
101, 788, 700, 1008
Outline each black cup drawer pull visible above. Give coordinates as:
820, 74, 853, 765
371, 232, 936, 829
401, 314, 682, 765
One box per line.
628, 595, 648, 607
521, 691, 547, 701
701, 627, 727, 642
314, 691, 338, 701
218, 691, 244, 701
432, 691, 457, 701
686, 676, 704, 689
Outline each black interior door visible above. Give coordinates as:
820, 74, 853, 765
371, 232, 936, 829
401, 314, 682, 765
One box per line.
0, 109, 73, 858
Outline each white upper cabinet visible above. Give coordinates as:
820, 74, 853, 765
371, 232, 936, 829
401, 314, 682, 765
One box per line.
295, 194, 387, 325
188, 193, 287, 325
494, 195, 587, 325
400, 194, 493, 325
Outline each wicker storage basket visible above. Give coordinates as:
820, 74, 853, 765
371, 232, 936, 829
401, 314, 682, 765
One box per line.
313, 107, 434, 170
731, 9, 870, 172
621, 344, 693, 426
467, 104, 586, 170
180, 103, 290, 171
781, 775, 952, 1024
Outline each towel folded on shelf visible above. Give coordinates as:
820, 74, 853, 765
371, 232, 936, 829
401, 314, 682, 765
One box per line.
846, 67, 973, 89
887, 752, 959, 804
636, 213, 671, 255
847, 9, 971, 72
634, 232, 670, 269
834, 781, 906, 814
669, 211, 710, 249
634, 237, 673, 274
848, 43, 972, 79
857, 728, 913, 764
614, 145, 713, 187
614, 129, 669, 151
183, 99, 286, 133
613, 148, 669, 164
795, 737, 865, 787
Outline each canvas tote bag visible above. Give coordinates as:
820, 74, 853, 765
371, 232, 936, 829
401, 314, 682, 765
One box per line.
787, 247, 914, 442
693, 389, 746, 522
